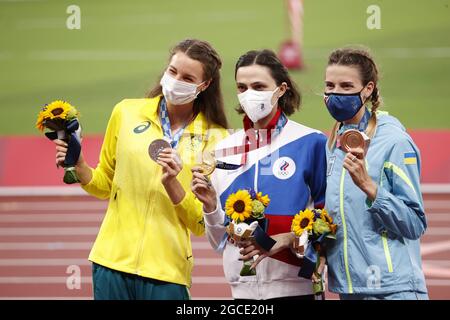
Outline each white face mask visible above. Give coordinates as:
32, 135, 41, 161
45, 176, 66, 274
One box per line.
237, 87, 280, 123
160, 72, 203, 105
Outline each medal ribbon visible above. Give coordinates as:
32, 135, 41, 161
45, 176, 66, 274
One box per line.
159, 97, 190, 149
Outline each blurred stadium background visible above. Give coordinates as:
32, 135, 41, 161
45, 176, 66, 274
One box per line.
0, 0, 449, 300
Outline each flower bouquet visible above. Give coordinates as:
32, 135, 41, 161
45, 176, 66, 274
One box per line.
224, 189, 275, 276
36, 100, 82, 184
291, 208, 337, 297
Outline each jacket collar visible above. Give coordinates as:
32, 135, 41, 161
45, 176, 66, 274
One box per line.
143, 95, 209, 136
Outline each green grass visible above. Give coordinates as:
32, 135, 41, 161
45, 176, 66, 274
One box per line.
1, 0, 450, 135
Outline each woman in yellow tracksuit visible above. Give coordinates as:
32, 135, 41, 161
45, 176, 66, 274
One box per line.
53, 39, 229, 299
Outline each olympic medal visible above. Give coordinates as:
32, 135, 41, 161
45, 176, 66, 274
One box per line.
339, 129, 370, 156
340, 129, 365, 152
148, 139, 171, 162
199, 151, 217, 176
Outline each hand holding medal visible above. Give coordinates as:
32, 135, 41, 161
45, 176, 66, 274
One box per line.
198, 150, 217, 177
148, 138, 183, 185
148, 138, 172, 162
338, 129, 370, 157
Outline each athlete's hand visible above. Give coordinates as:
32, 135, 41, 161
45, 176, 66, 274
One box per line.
157, 148, 183, 185
191, 167, 217, 213
343, 147, 377, 201
239, 232, 294, 269
54, 139, 85, 168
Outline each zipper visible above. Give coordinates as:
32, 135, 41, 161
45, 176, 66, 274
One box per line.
253, 133, 261, 299
254, 131, 259, 194
381, 230, 394, 273
339, 167, 353, 293
134, 169, 158, 275
378, 164, 393, 273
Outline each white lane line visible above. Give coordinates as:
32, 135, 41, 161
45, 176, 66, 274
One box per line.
7, 211, 443, 223
0, 242, 93, 250
0, 241, 210, 251
2, 184, 449, 197
0, 276, 92, 284
0, 259, 90, 266
0, 276, 226, 284
0, 214, 104, 222
192, 277, 227, 284
3, 225, 448, 238
1, 200, 446, 211
0, 187, 87, 197
0, 202, 107, 211
0, 258, 222, 266
3, 212, 447, 223
190, 258, 222, 266
192, 242, 213, 250
421, 240, 450, 256
422, 184, 450, 194
0, 227, 99, 236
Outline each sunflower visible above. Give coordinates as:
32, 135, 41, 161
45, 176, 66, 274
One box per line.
35, 108, 47, 132
225, 190, 253, 223
256, 192, 270, 207
291, 209, 315, 236
35, 100, 78, 131
320, 209, 333, 225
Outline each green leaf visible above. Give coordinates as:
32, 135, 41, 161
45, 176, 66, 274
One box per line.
240, 260, 256, 277
313, 218, 330, 235
63, 167, 80, 184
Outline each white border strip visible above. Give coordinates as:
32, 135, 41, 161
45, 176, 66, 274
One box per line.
0, 187, 86, 197
421, 184, 450, 194
1, 184, 450, 196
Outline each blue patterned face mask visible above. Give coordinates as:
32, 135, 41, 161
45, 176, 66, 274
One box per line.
324, 89, 365, 122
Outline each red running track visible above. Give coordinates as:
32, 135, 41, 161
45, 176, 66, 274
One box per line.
0, 193, 449, 300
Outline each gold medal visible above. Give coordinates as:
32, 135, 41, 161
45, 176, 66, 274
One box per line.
148, 139, 172, 162
199, 151, 217, 176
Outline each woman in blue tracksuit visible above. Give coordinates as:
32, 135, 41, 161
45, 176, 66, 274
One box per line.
323, 47, 428, 300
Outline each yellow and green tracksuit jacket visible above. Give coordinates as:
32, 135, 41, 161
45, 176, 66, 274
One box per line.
81, 96, 228, 287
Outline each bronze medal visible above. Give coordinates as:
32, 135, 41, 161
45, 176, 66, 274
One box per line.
148, 139, 171, 162
340, 129, 365, 153
339, 129, 371, 156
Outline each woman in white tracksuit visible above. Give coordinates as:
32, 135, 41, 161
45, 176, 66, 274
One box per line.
190, 49, 327, 300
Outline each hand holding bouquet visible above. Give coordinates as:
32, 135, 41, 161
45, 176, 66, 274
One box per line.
36, 100, 82, 184
224, 189, 275, 276
291, 208, 337, 297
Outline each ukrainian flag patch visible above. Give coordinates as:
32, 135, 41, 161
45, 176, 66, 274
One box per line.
404, 152, 417, 165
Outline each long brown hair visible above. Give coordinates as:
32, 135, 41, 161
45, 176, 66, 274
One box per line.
146, 39, 228, 129
234, 49, 302, 116
326, 47, 382, 150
